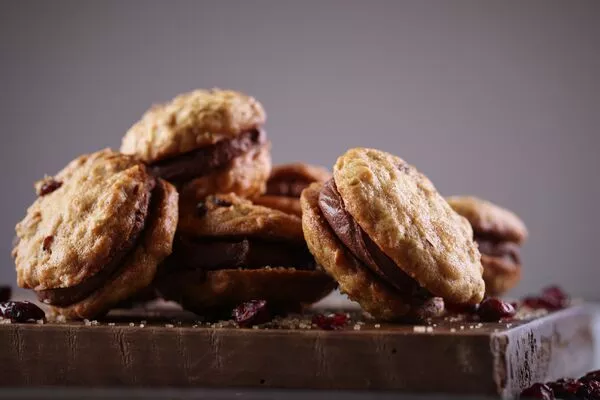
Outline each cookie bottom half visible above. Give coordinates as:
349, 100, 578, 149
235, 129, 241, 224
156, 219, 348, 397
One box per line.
157, 268, 336, 316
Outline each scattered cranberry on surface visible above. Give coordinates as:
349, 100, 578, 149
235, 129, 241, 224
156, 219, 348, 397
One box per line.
0, 286, 11, 302
581, 370, 600, 383
520, 383, 555, 399
0, 301, 45, 323
311, 313, 348, 330
232, 300, 271, 328
523, 286, 570, 311
477, 297, 516, 322
38, 179, 62, 196
548, 378, 584, 398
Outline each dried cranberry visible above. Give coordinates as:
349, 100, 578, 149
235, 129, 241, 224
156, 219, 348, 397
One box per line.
212, 197, 232, 207
232, 300, 271, 327
42, 235, 54, 252
520, 383, 555, 399
0, 286, 11, 302
477, 297, 515, 322
548, 378, 583, 398
581, 370, 600, 383
0, 301, 45, 323
311, 313, 348, 330
523, 286, 569, 311
196, 201, 208, 217
38, 179, 62, 196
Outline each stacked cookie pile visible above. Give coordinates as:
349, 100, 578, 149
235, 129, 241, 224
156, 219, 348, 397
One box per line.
12, 89, 527, 321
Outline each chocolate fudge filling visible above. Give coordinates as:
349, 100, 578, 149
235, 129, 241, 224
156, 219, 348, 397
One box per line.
476, 239, 521, 265
318, 179, 431, 301
36, 179, 157, 307
266, 179, 311, 198
150, 129, 265, 182
171, 236, 316, 272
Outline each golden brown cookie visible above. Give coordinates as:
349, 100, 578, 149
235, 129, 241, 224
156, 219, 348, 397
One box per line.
120, 89, 271, 200
447, 196, 527, 296
13, 149, 178, 319
255, 163, 331, 216
301, 148, 485, 320
157, 193, 336, 316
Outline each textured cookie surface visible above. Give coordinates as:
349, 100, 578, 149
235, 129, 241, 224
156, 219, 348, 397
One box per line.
14, 149, 155, 291
446, 196, 528, 244
301, 183, 412, 320
178, 142, 271, 202
178, 193, 304, 243
121, 89, 266, 162
53, 180, 179, 319
333, 148, 484, 304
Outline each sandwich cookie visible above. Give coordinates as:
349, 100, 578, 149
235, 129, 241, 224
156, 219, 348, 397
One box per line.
301, 148, 485, 321
157, 193, 336, 315
13, 149, 178, 319
121, 89, 271, 202
447, 196, 527, 296
255, 163, 331, 216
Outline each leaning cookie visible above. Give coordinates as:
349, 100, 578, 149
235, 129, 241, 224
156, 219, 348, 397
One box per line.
121, 89, 272, 202
447, 196, 527, 296
301, 148, 485, 321
254, 163, 331, 216
12, 149, 178, 319
157, 193, 336, 315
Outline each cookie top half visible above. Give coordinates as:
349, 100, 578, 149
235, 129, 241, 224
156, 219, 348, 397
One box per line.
333, 148, 484, 304
121, 89, 266, 163
178, 193, 304, 243
13, 149, 155, 291
446, 196, 528, 244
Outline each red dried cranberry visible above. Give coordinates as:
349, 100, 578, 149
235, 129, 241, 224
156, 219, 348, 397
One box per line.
576, 380, 600, 400
232, 300, 271, 327
38, 179, 63, 196
581, 370, 600, 383
42, 235, 54, 252
523, 286, 569, 311
520, 383, 555, 399
477, 297, 515, 322
312, 313, 348, 330
0, 301, 45, 323
0, 286, 11, 302
548, 378, 583, 398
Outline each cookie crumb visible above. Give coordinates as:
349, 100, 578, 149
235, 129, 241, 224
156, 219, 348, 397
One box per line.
374, 324, 381, 328
450, 328, 456, 332
165, 324, 174, 328
426, 326, 433, 333
413, 326, 427, 333
36, 319, 44, 325
353, 324, 361, 330
460, 325, 465, 330
84, 319, 91, 326
139, 324, 145, 328
108, 323, 115, 326
129, 322, 135, 327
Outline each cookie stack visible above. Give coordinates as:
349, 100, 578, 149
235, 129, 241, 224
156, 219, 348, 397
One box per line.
12, 88, 528, 322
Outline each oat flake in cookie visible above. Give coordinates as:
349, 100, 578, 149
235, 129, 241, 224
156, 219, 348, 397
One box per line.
447, 196, 527, 296
301, 148, 485, 321
157, 193, 336, 316
12, 149, 178, 319
121, 89, 272, 202
254, 163, 332, 216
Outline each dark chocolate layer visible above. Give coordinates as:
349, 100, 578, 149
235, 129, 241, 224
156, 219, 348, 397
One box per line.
36, 179, 156, 307
318, 179, 432, 301
171, 236, 316, 272
476, 239, 521, 265
150, 129, 265, 182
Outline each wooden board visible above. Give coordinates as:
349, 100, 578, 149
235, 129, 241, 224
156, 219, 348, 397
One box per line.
0, 305, 595, 398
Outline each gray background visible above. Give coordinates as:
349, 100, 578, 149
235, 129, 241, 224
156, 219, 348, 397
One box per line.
1, 0, 598, 300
